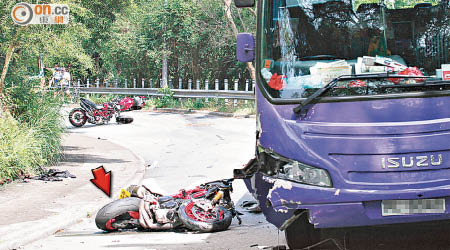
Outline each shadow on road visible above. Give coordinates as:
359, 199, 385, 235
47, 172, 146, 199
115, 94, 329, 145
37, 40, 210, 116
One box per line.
61, 145, 131, 164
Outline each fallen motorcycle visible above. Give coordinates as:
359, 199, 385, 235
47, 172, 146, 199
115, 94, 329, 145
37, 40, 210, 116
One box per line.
69, 98, 133, 127
117, 96, 147, 112
95, 178, 240, 232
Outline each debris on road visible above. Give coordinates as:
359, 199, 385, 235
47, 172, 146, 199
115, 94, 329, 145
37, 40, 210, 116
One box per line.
31, 168, 76, 181
241, 200, 262, 213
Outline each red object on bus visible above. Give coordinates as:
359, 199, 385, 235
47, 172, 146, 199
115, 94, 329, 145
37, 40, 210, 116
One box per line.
268, 73, 286, 90
388, 67, 424, 84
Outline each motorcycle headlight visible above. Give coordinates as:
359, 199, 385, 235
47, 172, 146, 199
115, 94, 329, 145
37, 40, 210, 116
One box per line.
278, 161, 332, 188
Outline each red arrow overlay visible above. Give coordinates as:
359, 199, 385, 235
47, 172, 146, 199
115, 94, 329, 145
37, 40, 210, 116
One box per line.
90, 166, 112, 197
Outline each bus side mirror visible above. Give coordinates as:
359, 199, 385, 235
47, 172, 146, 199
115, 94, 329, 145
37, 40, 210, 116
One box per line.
234, 0, 255, 8
236, 33, 255, 62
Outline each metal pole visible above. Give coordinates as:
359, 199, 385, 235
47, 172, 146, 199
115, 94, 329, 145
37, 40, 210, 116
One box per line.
205, 79, 209, 103
224, 79, 228, 104
196, 79, 200, 101
245, 79, 249, 104
234, 79, 238, 106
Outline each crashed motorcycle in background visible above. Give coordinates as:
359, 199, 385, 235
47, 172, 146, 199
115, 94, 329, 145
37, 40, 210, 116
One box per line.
95, 178, 241, 232
69, 98, 133, 127
117, 96, 147, 112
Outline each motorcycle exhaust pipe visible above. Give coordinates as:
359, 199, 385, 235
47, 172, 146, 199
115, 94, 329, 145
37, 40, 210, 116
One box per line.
139, 200, 179, 230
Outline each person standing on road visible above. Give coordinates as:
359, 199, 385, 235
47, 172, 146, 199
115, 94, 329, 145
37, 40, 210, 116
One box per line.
47, 64, 63, 98
61, 67, 72, 102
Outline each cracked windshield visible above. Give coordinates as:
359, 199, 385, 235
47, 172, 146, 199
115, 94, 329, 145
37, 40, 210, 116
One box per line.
261, 0, 450, 99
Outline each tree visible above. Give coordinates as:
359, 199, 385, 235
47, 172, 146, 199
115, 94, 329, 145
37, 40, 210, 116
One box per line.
221, 0, 256, 79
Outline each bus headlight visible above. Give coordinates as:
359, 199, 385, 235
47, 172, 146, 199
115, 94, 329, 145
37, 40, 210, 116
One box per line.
278, 161, 332, 187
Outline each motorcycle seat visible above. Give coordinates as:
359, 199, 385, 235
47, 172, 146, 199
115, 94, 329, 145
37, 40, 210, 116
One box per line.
81, 98, 105, 110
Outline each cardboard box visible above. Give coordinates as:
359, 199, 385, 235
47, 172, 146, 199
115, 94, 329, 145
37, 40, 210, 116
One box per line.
442, 64, 450, 80
310, 62, 352, 85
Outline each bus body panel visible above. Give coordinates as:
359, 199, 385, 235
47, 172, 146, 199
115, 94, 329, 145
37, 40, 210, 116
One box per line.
252, 86, 450, 228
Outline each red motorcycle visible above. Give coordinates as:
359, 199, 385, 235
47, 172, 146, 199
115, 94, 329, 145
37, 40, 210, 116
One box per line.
69, 98, 133, 127
95, 179, 240, 232
117, 96, 147, 112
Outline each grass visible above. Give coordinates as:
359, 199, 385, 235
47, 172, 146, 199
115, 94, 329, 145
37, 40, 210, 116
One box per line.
146, 87, 256, 115
0, 79, 65, 184
0, 111, 42, 183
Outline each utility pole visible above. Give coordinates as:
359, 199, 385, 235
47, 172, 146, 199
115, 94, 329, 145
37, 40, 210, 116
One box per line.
161, 0, 168, 88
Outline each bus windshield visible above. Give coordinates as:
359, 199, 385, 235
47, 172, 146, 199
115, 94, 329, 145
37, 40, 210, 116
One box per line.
260, 0, 450, 99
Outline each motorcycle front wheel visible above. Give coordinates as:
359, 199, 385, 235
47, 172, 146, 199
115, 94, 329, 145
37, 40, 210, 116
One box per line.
95, 197, 141, 232
69, 108, 87, 127
178, 199, 232, 233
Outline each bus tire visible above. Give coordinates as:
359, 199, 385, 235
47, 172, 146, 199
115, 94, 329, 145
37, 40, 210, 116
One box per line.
284, 212, 321, 249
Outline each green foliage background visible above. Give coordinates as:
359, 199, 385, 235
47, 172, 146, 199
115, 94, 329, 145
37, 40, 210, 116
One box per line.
0, 0, 255, 84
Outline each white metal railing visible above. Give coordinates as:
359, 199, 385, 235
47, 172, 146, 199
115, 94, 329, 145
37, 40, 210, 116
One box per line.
60, 78, 256, 101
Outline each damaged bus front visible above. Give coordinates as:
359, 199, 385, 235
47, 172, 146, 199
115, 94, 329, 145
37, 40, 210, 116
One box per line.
234, 0, 450, 248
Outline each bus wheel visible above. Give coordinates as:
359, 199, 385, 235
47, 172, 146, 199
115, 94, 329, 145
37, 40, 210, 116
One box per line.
284, 212, 321, 249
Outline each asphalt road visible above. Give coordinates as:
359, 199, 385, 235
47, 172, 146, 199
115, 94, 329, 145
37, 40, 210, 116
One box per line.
24, 110, 450, 250
25, 110, 287, 250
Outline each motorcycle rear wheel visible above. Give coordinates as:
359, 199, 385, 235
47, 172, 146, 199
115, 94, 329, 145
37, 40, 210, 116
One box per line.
95, 197, 141, 232
178, 200, 232, 233
69, 108, 87, 127
116, 115, 134, 124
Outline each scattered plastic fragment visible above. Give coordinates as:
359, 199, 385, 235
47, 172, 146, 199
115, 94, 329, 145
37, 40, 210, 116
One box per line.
241, 200, 262, 213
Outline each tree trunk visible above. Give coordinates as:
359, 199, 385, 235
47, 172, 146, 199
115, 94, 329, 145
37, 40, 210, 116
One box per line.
221, 0, 256, 80
246, 62, 256, 80
0, 27, 27, 95
0, 43, 17, 96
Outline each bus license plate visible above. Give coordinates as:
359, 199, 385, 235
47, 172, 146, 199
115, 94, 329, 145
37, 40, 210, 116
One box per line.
382, 199, 446, 216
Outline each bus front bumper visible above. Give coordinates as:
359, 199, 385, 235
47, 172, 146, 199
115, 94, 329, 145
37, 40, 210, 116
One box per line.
246, 173, 450, 229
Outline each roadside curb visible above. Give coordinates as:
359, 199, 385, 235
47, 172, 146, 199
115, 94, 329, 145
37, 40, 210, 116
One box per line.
0, 134, 146, 250
141, 107, 256, 118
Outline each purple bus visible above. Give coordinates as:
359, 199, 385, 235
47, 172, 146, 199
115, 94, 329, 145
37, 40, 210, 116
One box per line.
233, 0, 450, 248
